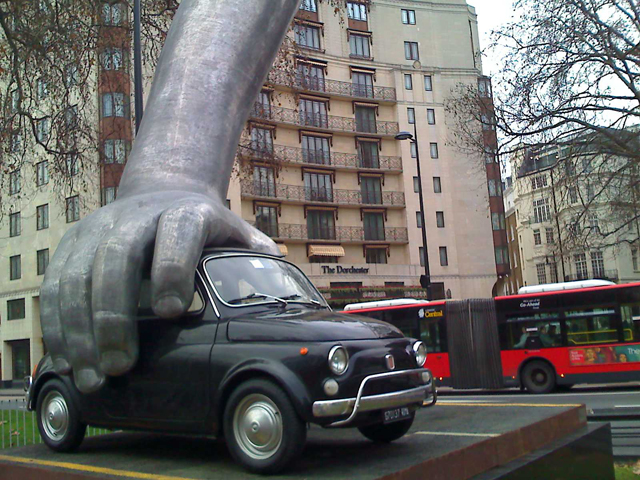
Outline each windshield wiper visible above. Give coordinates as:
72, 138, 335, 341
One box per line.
281, 294, 324, 308
228, 292, 288, 306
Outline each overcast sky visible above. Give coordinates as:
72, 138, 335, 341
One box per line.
467, 0, 518, 75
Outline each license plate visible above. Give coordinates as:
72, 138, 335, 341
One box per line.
383, 406, 411, 424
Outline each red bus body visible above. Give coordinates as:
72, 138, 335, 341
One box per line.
345, 283, 640, 391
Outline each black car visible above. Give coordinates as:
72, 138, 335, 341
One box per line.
25, 250, 436, 474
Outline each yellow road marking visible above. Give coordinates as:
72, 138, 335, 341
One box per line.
412, 431, 499, 438
0, 454, 193, 480
433, 402, 582, 408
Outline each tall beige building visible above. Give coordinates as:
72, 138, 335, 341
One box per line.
0, 0, 505, 384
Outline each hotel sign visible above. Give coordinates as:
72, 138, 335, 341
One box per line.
321, 265, 370, 274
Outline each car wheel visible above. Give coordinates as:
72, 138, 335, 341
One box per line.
36, 378, 86, 452
223, 379, 306, 474
358, 413, 415, 443
522, 361, 556, 394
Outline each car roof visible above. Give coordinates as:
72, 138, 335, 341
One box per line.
201, 247, 284, 259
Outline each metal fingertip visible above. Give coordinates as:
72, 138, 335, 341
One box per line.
100, 351, 135, 376
152, 294, 186, 318
52, 357, 72, 375
74, 368, 105, 394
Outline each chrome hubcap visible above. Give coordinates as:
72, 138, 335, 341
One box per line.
41, 391, 69, 441
233, 394, 283, 460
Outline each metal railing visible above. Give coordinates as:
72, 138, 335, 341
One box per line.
250, 103, 399, 136
255, 223, 408, 243
267, 71, 397, 101
564, 269, 619, 282
241, 180, 405, 207
237, 144, 402, 171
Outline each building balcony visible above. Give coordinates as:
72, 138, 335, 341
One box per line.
237, 144, 402, 172
267, 71, 397, 102
241, 181, 405, 208
255, 223, 409, 244
564, 269, 619, 282
250, 103, 399, 137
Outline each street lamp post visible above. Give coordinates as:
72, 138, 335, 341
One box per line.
396, 123, 431, 299
133, 0, 144, 133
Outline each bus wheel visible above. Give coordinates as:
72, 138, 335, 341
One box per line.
522, 361, 556, 394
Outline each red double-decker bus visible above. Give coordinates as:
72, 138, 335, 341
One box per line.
344, 282, 640, 393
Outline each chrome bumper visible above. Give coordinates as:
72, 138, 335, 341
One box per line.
24, 376, 33, 410
313, 368, 435, 427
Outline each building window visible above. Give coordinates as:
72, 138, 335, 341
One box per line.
366, 248, 387, 264
65, 64, 79, 87
427, 109, 435, 125
533, 229, 542, 245
416, 211, 423, 228
102, 92, 127, 118
491, 212, 502, 231
404, 74, 413, 90
302, 135, 330, 165
401, 9, 416, 25
10, 255, 21, 280
251, 127, 274, 157
549, 262, 558, 283
436, 211, 445, 228
37, 204, 49, 230
363, 212, 385, 240
307, 210, 335, 240
300, 98, 328, 128
352, 72, 373, 98
10, 134, 21, 153
481, 114, 495, 131
254, 90, 271, 117
413, 176, 420, 193
574, 253, 588, 280
298, 63, 325, 92
102, 187, 117, 205
37, 249, 49, 276
10, 339, 30, 380
355, 106, 377, 133
633, 247, 639, 271
37, 78, 48, 100
404, 41, 419, 60
478, 78, 492, 97
9, 212, 20, 237
533, 198, 551, 223
358, 141, 379, 168
546, 228, 555, 244
102, 2, 126, 25
439, 247, 448, 266
349, 33, 371, 58
36, 118, 50, 143
586, 183, 595, 201
309, 256, 338, 264
407, 107, 415, 124
429, 143, 438, 159
582, 158, 593, 174
488, 179, 502, 197
410, 142, 417, 158
66, 195, 80, 223
361, 176, 382, 204
433, 177, 441, 193
101, 47, 124, 70
304, 172, 333, 202
569, 187, 578, 204
347, 2, 367, 21
485, 148, 496, 164
536, 264, 547, 284
531, 174, 547, 190
36, 161, 49, 186
495, 246, 509, 265
299, 0, 317, 12
66, 155, 79, 176
424, 75, 432, 91
7, 299, 25, 320
419, 247, 425, 266
591, 251, 605, 278
9, 169, 20, 195
294, 23, 321, 50
589, 213, 599, 231
253, 166, 276, 197
255, 205, 279, 238
104, 139, 127, 164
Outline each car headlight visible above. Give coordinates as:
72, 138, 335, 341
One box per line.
328, 346, 349, 376
413, 341, 427, 367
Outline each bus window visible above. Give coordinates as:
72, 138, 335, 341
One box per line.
620, 304, 640, 342
504, 312, 561, 349
418, 318, 446, 353
565, 308, 618, 345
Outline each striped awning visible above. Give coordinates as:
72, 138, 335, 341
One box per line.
308, 245, 345, 257
277, 244, 288, 256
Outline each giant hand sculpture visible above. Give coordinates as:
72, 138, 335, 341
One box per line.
41, 0, 301, 394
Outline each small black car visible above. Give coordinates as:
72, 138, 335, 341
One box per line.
26, 250, 436, 474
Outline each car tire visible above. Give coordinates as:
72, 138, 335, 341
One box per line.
36, 378, 86, 452
358, 413, 415, 443
223, 379, 306, 474
522, 361, 556, 394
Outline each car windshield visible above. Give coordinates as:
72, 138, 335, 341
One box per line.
205, 255, 327, 308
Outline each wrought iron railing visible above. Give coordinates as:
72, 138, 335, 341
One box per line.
254, 223, 408, 243
250, 103, 399, 136
237, 144, 402, 171
241, 180, 405, 207
267, 70, 397, 101
563, 269, 619, 282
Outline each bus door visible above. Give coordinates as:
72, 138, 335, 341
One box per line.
416, 307, 449, 381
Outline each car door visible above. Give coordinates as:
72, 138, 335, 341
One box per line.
102, 276, 219, 431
